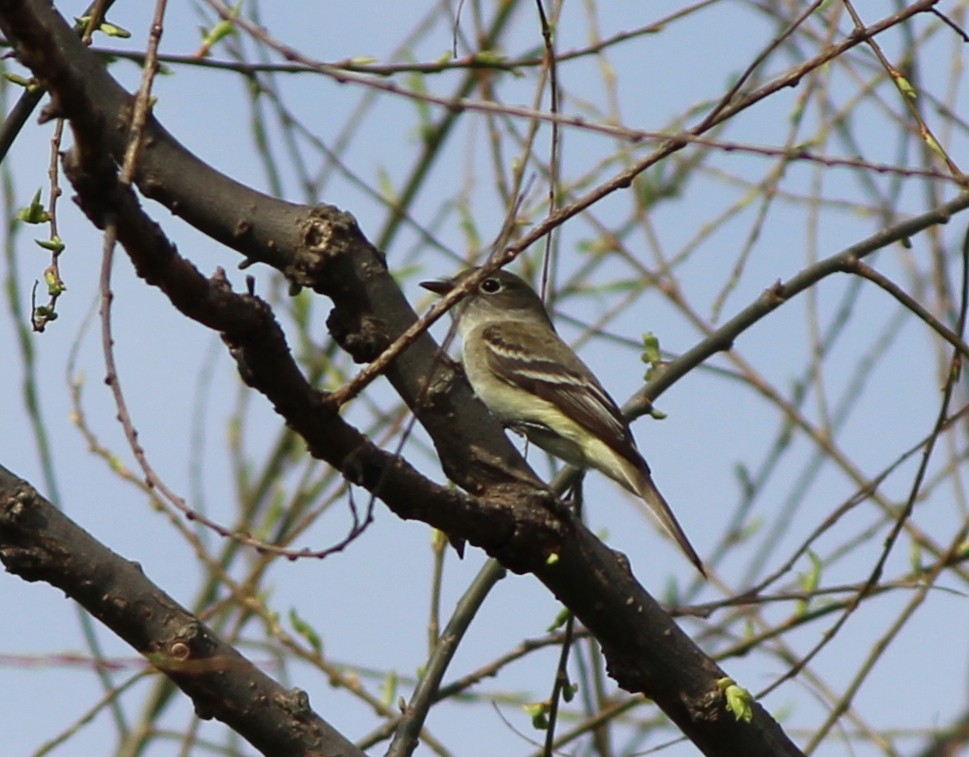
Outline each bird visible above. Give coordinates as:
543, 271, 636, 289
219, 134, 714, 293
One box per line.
421, 267, 704, 575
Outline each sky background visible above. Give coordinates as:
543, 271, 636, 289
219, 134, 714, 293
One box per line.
2, 2, 969, 755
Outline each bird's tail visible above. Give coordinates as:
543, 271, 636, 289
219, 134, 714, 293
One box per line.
625, 462, 706, 577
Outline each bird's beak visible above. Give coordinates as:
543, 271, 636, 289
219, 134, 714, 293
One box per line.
420, 278, 454, 295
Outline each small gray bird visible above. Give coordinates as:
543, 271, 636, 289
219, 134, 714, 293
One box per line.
422, 268, 704, 575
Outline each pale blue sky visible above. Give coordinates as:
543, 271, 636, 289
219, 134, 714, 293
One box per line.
2, 2, 968, 755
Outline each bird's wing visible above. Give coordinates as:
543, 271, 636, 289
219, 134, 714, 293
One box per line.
480, 322, 640, 463
483, 324, 706, 575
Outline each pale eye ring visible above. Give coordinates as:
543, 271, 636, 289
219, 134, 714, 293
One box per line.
480, 278, 502, 294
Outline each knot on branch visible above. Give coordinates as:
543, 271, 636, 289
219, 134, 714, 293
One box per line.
276, 688, 313, 718
480, 484, 571, 574
289, 204, 385, 293
327, 308, 391, 364
0, 485, 61, 582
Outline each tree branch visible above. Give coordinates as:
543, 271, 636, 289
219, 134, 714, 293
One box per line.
0, 464, 364, 757
0, 1, 805, 753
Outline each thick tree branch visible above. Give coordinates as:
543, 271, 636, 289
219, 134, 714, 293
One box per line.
58, 144, 557, 560
0, 2, 805, 753
1, 0, 545, 502
0, 464, 364, 757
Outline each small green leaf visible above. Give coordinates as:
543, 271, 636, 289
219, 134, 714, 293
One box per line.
641, 332, 661, 364
33, 305, 57, 322
893, 71, 917, 100
546, 607, 570, 632
16, 189, 50, 224
199, 18, 237, 50
641, 331, 668, 383
3, 72, 40, 92
923, 131, 945, 159
44, 268, 66, 296
523, 701, 549, 730
472, 50, 506, 66
796, 550, 822, 616
376, 166, 397, 204
73, 15, 130, 37
909, 540, 923, 575
956, 537, 969, 561
289, 608, 323, 654
380, 670, 398, 706
99, 21, 131, 38
718, 678, 754, 723
35, 236, 65, 253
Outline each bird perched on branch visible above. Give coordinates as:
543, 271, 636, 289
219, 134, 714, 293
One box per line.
422, 267, 704, 576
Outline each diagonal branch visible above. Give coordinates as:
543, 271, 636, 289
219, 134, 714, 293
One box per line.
0, 463, 365, 757
58, 141, 799, 754
0, 2, 806, 753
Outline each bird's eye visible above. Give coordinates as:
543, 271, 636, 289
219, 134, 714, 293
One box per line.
480, 278, 502, 294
